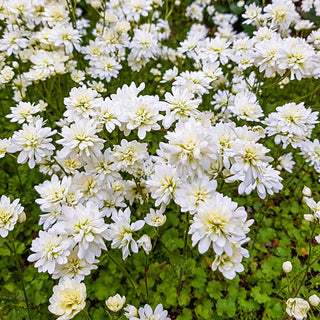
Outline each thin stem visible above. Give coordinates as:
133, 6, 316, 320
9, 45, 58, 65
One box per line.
294, 222, 316, 297
82, 309, 92, 320
276, 256, 319, 296
153, 227, 175, 256
10, 237, 31, 320
66, 0, 77, 29
178, 212, 189, 294
105, 308, 113, 320
144, 253, 149, 301
106, 251, 137, 290
284, 161, 306, 189
53, 157, 68, 176
286, 274, 291, 298
12, 159, 23, 191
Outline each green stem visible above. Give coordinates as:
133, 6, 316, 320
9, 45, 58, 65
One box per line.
105, 308, 113, 320
178, 212, 189, 294
288, 85, 320, 103
106, 251, 137, 290
53, 157, 68, 176
144, 253, 149, 301
10, 236, 31, 320
286, 274, 291, 298
82, 309, 92, 320
153, 227, 175, 256
12, 158, 23, 191
294, 222, 316, 297
66, 0, 77, 29
284, 161, 306, 189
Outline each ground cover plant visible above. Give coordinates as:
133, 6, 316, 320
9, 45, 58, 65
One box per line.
0, 0, 320, 319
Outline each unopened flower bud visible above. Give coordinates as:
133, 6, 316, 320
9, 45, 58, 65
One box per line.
304, 214, 315, 222
309, 294, 320, 307
124, 305, 138, 318
302, 186, 312, 197
282, 261, 292, 274
18, 211, 26, 223
137, 234, 152, 254
106, 294, 126, 312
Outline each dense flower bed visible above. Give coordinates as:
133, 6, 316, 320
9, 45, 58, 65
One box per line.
0, 0, 320, 319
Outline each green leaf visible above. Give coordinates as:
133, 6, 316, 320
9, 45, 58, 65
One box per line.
206, 281, 222, 300
216, 298, 236, 318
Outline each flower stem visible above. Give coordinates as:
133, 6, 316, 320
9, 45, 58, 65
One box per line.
106, 251, 137, 291
9, 236, 31, 320
144, 253, 149, 301
178, 212, 189, 295
294, 222, 316, 297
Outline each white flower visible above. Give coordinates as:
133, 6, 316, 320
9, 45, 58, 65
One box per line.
211, 246, 247, 280
0, 138, 10, 158
146, 164, 181, 207
286, 298, 310, 320
52, 202, 109, 263
95, 98, 121, 133
52, 248, 98, 282
0, 195, 24, 238
228, 91, 263, 122
264, 0, 298, 30
174, 176, 217, 214
160, 118, 217, 178
189, 193, 253, 256
28, 231, 73, 274
48, 277, 86, 320
35, 175, 72, 213
130, 304, 170, 320
106, 294, 126, 312
277, 38, 316, 80
7, 118, 56, 169
48, 23, 81, 53
122, 95, 164, 139
111, 139, 148, 174
144, 207, 167, 227
57, 119, 104, 161
253, 37, 283, 78
263, 102, 318, 149
278, 153, 295, 173
162, 87, 201, 129
300, 139, 320, 173
304, 197, 320, 218
106, 208, 145, 260
63, 85, 100, 122
6, 101, 40, 124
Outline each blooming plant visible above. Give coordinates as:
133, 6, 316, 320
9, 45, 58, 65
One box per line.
0, 0, 320, 319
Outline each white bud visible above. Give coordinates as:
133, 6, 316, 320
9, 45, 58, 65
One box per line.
282, 261, 292, 274
315, 235, 320, 244
124, 305, 138, 318
18, 211, 26, 223
106, 294, 126, 312
309, 294, 320, 307
137, 234, 152, 254
304, 214, 314, 222
302, 186, 312, 197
